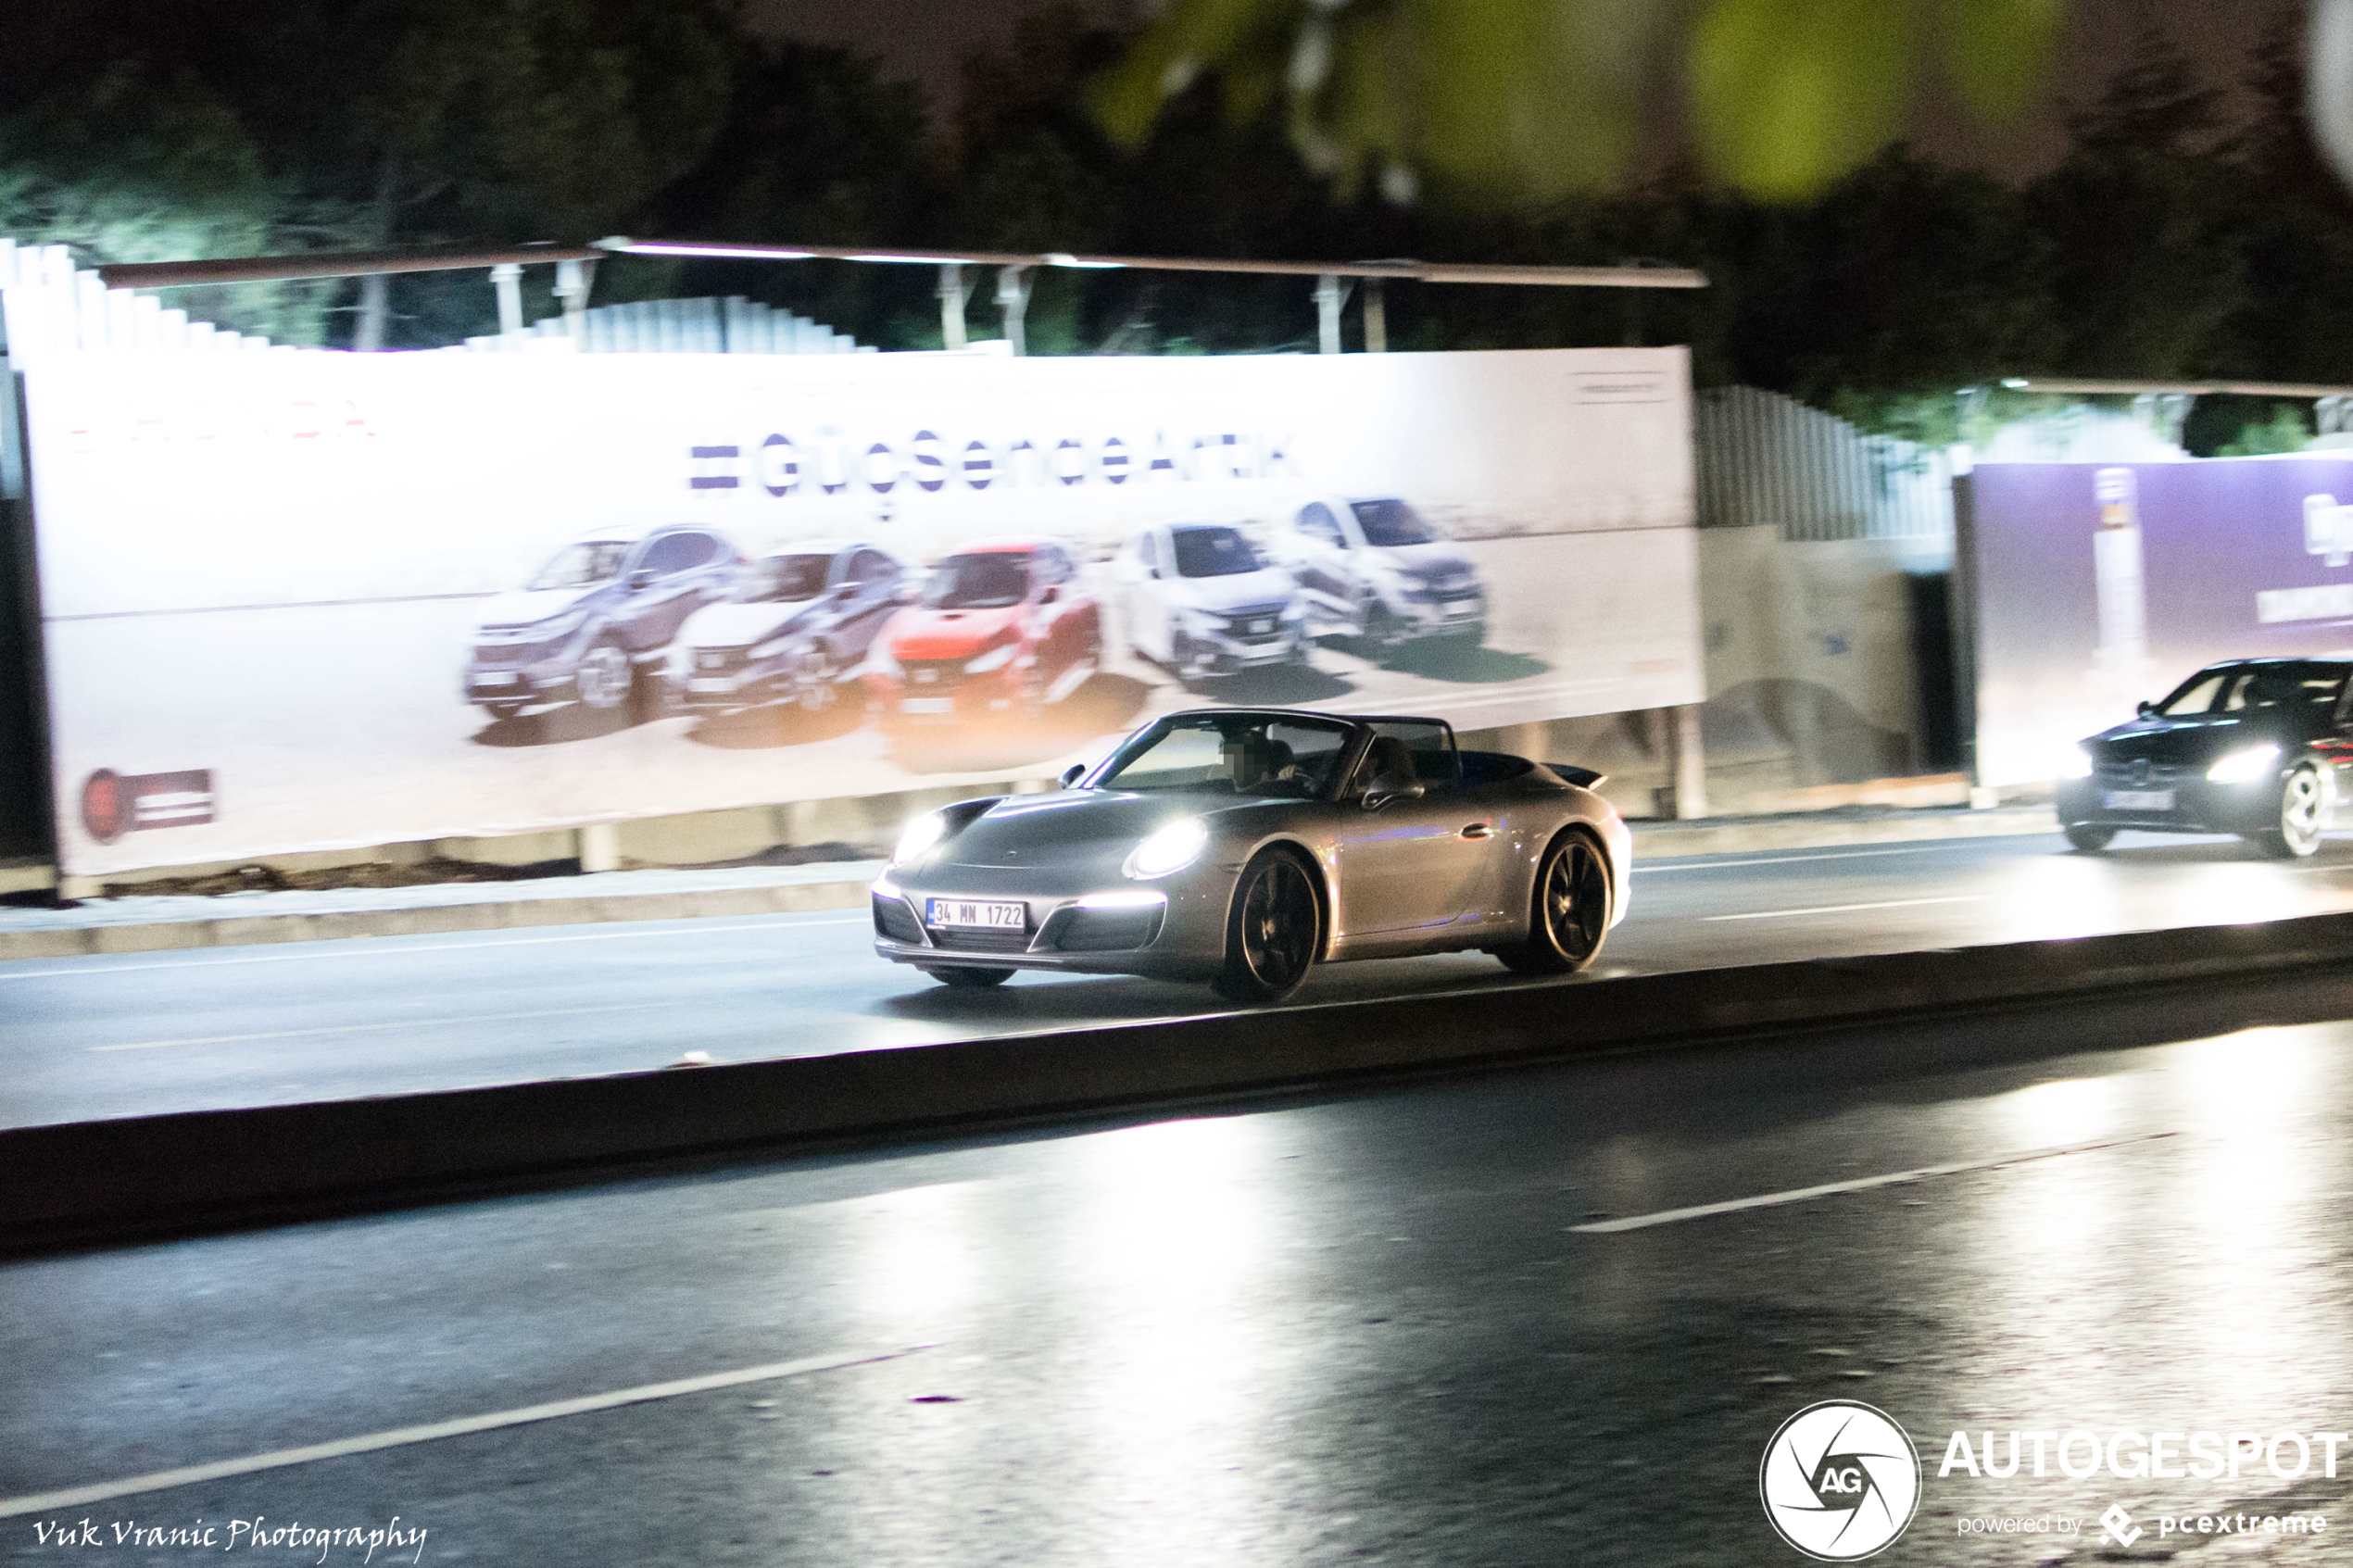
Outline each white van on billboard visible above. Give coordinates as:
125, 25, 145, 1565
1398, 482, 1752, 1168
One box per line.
22, 345, 1701, 876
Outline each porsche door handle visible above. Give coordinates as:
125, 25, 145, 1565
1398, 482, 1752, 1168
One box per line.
1460, 823, 1494, 840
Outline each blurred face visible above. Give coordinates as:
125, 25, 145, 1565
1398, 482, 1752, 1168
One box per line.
1221, 734, 1275, 786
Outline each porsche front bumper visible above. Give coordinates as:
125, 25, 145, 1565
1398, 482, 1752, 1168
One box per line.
871, 862, 1234, 980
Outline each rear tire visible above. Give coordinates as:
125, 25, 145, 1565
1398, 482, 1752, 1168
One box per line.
2063, 823, 2116, 853
925, 966, 1013, 988
1211, 849, 1320, 1004
1496, 831, 1612, 975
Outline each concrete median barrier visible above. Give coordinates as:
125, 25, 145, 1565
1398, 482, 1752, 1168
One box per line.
5, 909, 2349, 1252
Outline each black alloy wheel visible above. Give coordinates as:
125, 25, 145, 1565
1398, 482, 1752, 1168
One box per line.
2258, 764, 2326, 859
925, 966, 1013, 988
1213, 851, 1319, 1003
1497, 832, 1611, 975
2064, 823, 2116, 853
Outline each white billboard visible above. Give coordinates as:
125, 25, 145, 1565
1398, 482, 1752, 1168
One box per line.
23, 344, 1699, 875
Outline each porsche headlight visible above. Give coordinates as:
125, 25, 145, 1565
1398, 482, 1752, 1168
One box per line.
2061, 746, 2094, 779
892, 811, 949, 865
2208, 744, 2282, 784
965, 641, 1016, 674
1124, 817, 1209, 880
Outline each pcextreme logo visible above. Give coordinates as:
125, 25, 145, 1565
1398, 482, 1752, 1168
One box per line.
1760, 1400, 1923, 1561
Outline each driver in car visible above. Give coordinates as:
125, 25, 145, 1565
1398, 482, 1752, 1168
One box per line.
1220, 732, 1299, 794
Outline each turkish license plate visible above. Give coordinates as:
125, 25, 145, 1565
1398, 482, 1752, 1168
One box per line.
2104, 789, 2174, 811
476, 671, 519, 686
689, 677, 734, 693
901, 696, 954, 715
1249, 618, 1274, 634
926, 898, 1024, 930
1446, 598, 1478, 615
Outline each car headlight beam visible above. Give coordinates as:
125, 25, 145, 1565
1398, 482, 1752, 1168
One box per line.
2208, 744, 2283, 784
892, 811, 949, 865
1124, 818, 1209, 880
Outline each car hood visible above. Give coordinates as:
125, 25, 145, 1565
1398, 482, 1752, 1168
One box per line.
1368, 543, 1478, 583
2085, 712, 2309, 762
936, 790, 1267, 872
1166, 569, 1299, 613
890, 604, 1025, 659
477, 586, 591, 631
681, 599, 816, 650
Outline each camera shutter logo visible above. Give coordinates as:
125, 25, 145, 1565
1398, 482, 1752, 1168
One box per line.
1759, 1400, 1921, 1561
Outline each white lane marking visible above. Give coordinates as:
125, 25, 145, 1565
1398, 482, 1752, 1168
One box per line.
0, 1343, 926, 1521
1633, 844, 2002, 875
0, 916, 870, 983
1568, 1134, 2175, 1234
89, 1002, 679, 1052
1703, 896, 1989, 922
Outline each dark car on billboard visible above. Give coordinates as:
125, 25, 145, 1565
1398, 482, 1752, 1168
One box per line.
669, 541, 907, 715
866, 539, 1102, 726
1272, 495, 1485, 657
2058, 658, 2353, 857
464, 525, 739, 721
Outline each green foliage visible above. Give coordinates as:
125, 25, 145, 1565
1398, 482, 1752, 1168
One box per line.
1100, 0, 2066, 206
2217, 403, 2314, 457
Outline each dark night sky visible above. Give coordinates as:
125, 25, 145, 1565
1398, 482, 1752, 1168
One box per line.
745, 0, 2306, 182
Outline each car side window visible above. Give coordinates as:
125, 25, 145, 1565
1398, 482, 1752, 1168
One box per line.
1138, 533, 1158, 572
852, 549, 892, 584
1368, 720, 1462, 786
1298, 503, 1342, 547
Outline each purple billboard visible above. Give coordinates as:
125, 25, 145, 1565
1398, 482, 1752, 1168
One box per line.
1970, 456, 2353, 784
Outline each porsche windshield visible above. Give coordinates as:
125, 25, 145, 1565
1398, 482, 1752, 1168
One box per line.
528, 542, 629, 591
1170, 526, 1265, 578
734, 554, 830, 603
1350, 500, 1438, 546
2156, 663, 2349, 716
1098, 715, 1354, 797
925, 554, 1029, 609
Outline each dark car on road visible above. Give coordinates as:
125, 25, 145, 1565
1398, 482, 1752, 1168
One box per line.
465, 525, 739, 721
2059, 657, 2353, 857
671, 541, 906, 715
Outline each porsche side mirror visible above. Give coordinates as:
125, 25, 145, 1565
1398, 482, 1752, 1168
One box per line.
1039, 584, 1061, 605
2136, 700, 2156, 718
626, 568, 656, 591
1361, 774, 1423, 811
1060, 763, 1087, 788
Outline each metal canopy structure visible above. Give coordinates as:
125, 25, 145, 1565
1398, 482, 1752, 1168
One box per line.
91, 236, 1708, 356
1975, 376, 2353, 447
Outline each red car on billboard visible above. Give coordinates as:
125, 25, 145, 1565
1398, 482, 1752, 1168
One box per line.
867, 539, 1102, 726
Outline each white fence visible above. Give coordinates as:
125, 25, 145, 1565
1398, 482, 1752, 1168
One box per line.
1695, 385, 1953, 546
0, 239, 296, 361
0, 237, 865, 360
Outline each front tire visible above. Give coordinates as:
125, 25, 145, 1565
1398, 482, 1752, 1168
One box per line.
1496, 831, 1612, 975
2256, 765, 2326, 859
1212, 850, 1320, 1004
924, 966, 1013, 988
796, 645, 837, 712
575, 640, 632, 711
2064, 823, 2116, 853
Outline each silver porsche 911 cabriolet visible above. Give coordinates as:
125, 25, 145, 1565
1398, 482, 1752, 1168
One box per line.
871, 707, 1631, 1002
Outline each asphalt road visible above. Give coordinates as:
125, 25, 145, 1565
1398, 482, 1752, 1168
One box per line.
12, 830, 2353, 1129
6, 972, 2353, 1564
